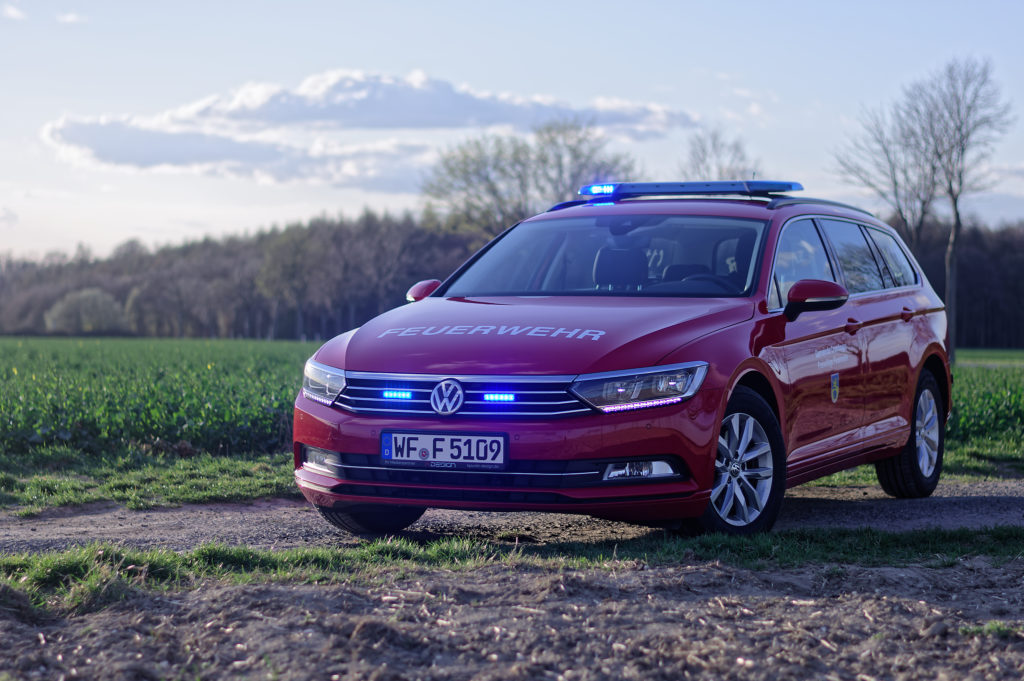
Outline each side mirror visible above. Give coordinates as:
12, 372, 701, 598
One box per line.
406, 279, 442, 302
784, 279, 849, 321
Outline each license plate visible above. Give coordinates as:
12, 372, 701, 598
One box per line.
381, 432, 507, 470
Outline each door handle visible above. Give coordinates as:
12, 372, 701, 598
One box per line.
900, 307, 915, 322
844, 318, 862, 334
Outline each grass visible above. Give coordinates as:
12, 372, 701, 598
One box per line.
0, 337, 317, 455
959, 621, 1024, 638
2, 526, 1023, 613
957, 349, 1024, 367
0, 445, 299, 515
0, 337, 315, 512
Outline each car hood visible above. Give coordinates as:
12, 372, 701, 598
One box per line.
316, 296, 753, 375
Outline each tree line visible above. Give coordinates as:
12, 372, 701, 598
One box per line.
1, 205, 1022, 347
0, 211, 476, 342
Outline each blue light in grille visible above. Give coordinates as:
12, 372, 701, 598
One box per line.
382, 390, 413, 400
483, 393, 516, 402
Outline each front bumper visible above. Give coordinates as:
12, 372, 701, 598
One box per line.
293, 390, 721, 523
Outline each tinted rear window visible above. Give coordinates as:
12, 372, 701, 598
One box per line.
818, 219, 885, 294
867, 228, 918, 288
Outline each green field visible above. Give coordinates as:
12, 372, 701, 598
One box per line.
1, 337, 316, 511
0, 338, 1021, 512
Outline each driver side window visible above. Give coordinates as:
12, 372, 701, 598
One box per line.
768, 219, 836, 309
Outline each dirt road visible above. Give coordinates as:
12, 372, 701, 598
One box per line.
2, 480, 1023, 553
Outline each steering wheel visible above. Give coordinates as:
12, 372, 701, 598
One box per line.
679, 273, 740, 294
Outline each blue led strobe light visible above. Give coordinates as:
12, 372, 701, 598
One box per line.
382, 390, 413, 400
580, 184, 617, 196
483, 393, 516, 402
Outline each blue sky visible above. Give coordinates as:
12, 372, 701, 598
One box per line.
2, 0, 1023, 257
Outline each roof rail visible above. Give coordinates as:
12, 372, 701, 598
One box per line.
578, 181, 804, 199
767, 196, 874, 217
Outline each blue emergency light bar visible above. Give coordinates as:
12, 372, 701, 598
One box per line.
578, 181, 804, 199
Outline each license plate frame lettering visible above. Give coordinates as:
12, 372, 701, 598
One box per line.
381, 431, 507, 470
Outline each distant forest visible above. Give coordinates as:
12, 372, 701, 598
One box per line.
1, 210, 1022, 348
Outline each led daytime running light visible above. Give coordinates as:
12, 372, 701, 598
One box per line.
599, 396, 685, 413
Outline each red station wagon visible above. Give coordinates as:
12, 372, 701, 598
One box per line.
293, 181, 951, 535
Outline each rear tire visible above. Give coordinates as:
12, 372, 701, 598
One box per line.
875, 371, 944, 498
316, 505, 425, 536
694, 386, 786, 535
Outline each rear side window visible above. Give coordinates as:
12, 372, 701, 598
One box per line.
768, 219, 836, 309
818, 219, 885, 294
867, 228, 918, 288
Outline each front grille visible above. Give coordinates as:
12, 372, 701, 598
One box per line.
336, 372, 592, 417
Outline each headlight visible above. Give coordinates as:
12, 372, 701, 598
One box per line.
302, 359, 346, 406
570, 362, 708, 413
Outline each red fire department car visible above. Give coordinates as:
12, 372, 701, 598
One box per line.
293, 181, 950, 535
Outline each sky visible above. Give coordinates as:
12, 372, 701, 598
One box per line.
2, 0, 1023, 259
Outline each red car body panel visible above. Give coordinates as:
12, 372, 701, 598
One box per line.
293, 194, 951, 525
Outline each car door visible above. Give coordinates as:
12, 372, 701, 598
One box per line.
862, 224, 924, 434
817, 219, 916, 441
765, 218, 865, 462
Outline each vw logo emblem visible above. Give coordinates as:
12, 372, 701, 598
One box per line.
430, 379, 464, 416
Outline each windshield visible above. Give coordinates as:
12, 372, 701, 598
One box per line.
445, 214, 768, 297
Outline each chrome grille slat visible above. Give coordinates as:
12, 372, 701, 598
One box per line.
338, 373, 591, 418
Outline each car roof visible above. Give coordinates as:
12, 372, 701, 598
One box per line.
527, 196, 879, 227
526, 180, 880, 229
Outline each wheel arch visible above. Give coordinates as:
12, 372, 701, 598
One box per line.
920, 351, 952, 420
732, 369, 780, 422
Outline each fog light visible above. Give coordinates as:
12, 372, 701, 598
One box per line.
603, 460, 676, 481
303, 446, 340, 473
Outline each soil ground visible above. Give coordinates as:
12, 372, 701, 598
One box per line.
3, 480, 1024, 680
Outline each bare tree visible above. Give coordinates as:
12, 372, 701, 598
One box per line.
834, 106, 939, 251
423, 119, 638, 236
532, 118, 637, 206
679, 128, 760, 181
905, 57, 1013, 362
422, 134, 533, 236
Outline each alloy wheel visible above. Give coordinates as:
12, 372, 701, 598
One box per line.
915, 389, 940, 477
711, 412, 774, 527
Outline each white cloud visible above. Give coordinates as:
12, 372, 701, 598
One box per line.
0, 206, 17, 227
2, 4, 26, 20
43, 69, 697, 190
43, 116, 433, 191
168, 69, 693, 136
56, 12, 85, 24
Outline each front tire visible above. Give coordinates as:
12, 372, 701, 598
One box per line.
697, 386, 786, 535
875, 371, 944, 498
316, 504, 425, 536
